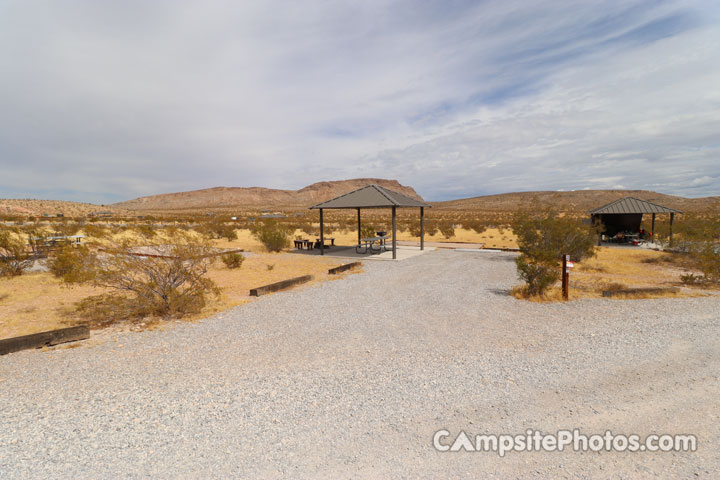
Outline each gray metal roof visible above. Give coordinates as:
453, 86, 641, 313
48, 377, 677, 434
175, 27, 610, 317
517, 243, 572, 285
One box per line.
589, 197, 682, 215
309, 184, 431, 209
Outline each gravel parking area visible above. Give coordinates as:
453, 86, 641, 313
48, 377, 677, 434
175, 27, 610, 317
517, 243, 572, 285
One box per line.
1, 250, 718, 478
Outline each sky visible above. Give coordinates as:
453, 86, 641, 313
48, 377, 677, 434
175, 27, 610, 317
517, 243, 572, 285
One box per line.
1, 0, 719, 203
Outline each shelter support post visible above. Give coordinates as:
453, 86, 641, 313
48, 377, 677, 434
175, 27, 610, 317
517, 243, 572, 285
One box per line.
357, 208, 361, 246
420, 207, 425, 250
320, 208, 324, 255
651, 213, 656, 240
392, 206, 397, 260
669, 212, 674, 246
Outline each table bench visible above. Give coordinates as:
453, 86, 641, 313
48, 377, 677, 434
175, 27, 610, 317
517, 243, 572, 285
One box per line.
356, 235, 390, 254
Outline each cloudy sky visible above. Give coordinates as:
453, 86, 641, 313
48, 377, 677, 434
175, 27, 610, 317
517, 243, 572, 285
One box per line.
1, 0, 719, 203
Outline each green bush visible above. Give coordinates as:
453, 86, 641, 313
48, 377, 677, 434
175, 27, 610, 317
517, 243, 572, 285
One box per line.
512, 209, 598, 296
76, 232, 220, 321
439, 221, 455, 239
464, 219, 488, 234
360, 224, 377, 239
221, 252, 245, 269
196, 222, 238, 241
515, 255, 559, 296
253, 220, 290, 252
48, 244, 97, 284
0, 229, 33, 277
134, 224, 157, 238
83, 224, 109, 239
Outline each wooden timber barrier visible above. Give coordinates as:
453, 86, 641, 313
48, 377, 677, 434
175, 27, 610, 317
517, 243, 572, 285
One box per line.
602, 287, 680, 298
0, 325, 90, 356
250, 275, 313, 297
328, 262, 361, 275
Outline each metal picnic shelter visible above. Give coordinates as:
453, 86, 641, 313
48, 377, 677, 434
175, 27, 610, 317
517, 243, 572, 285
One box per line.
310, 184, 432, 259
589, 197, 682, 244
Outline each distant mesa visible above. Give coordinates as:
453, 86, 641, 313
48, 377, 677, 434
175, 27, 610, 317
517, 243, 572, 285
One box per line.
112, 178, 423, 211
432, 189, 719, 213
2, 183, 718, 216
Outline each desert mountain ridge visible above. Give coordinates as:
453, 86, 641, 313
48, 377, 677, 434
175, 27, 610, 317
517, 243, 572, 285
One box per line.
435, 189, 720, 213
1, 180, 718, 216
113, 178, 423, 211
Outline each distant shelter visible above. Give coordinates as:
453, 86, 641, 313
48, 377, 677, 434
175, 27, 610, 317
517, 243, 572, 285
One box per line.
589, 197, 681, 245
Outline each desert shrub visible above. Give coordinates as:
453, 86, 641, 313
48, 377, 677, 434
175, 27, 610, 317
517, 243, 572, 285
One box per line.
48, 244, 97, 284
221, 252, 245, 269
134, 224, 157, 238
360, 224, 377, 239
513, 209, 597, 263
81, 232, 219, 320
0, 229, 34, 277
266, 263, 275, 271
253, 220, 290, 252
298, 221, 315, 236
515, 255, 559, 296
683, 242, 720, 284
680, 273, 702, 285
673, 210, 720, 284
83, 223, 109, 239
512, 209, 598, 296
53, 222, 81, 236
424, 219, 439, 236
408, 221, 421, 237
196, 222, 238, 241
73, 294, 143, 328
464, 219, 487, 234
438, 221, 455, 239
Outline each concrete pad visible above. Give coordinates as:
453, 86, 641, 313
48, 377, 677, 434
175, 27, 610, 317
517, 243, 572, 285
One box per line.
397, 240, 485, 249
291, 245, 435, 261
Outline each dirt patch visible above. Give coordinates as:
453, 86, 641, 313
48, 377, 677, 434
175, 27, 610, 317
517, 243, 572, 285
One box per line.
0, 252, 352, 339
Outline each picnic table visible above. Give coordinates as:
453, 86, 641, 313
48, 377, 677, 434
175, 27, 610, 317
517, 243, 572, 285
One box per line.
356, 235, 390, 254
315, 237, 335, 248
293, 239, 315, 250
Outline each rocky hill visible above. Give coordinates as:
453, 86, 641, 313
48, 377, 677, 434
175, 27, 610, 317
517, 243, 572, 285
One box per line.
433, 190, 720, 213
113, 178, 423, 211
0, 199, 125, 217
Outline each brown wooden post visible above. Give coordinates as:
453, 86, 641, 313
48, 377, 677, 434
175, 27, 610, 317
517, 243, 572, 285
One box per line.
357, 208, 361, 246
651, 213, 656, 241
320, 208, 324, 255
392, 206, 397, 260
669, 212, 674, 246
420, 207, 425, 250
562, 254, 569, 300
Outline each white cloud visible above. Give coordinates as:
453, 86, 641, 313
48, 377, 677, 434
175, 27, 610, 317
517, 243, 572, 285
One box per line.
0, 0, 718, 202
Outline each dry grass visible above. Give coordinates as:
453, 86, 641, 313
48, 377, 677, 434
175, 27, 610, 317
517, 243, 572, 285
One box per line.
569, 247, 704, 300
209, 227, 519, 251
199, 252, 348, 318
512, 247, 707, 302
0, 274, 106, 338
0, 252, 352, 339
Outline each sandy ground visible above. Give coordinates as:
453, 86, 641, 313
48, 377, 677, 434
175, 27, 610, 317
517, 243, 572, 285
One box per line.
0, 253, 346, 339
211, 227, 519, 252
1, 250, 718, 478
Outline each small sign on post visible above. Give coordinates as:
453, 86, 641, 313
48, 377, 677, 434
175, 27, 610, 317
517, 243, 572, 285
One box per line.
562, 254, 570, 300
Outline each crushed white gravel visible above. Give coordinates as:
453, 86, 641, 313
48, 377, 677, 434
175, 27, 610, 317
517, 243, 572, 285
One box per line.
1, 250, 718, 478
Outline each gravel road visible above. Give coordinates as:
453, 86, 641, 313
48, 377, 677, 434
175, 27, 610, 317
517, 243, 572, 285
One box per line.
1, 250, 718, 478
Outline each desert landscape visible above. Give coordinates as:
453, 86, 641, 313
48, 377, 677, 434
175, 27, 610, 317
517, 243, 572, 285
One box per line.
2, 178, 718, 341
1, 179, 718, 477
2, 1, 720, 476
